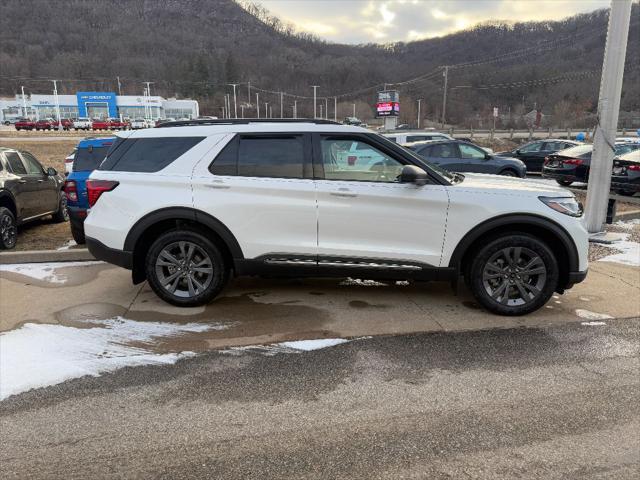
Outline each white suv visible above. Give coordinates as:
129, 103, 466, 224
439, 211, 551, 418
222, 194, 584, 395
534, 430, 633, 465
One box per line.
84, 119, 588, 315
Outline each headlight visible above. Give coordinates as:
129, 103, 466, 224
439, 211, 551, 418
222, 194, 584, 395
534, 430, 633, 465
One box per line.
539, 196, 583, 217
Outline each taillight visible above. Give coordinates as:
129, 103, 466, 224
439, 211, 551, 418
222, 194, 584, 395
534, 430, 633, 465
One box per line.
63, 180, 78, 202
628, 164, 640, 171
563, 158, 583, 166
86, 180, 119, 207
347, 155, 357, 166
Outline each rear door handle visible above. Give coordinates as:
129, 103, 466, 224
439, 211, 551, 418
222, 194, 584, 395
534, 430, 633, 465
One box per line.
18, 179, 27, 184
205, 180, 230, 189
330, 188, 357, 198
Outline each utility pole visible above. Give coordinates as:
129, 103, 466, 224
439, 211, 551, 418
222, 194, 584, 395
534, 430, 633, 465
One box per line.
228, 84, 239, 118
241, 105, 245, 118
256, 93, 260, 118
584, 0, 633, 234
265, 102, 269, 118
417, 99, 422, 129
21, 86, 28, 118
324, 98, 328, 119
116, 76, 122, 96
320, 104, 323, 119
293, 100, 297, 118
441, 66, 449, 128
52, 80, 62, 130
269, 105, 273, 118
247, 81, 251, 107
280, 91, 284, 118
311, 86, 319, 118
352, 103, 356, 118
334, 97, 337, 122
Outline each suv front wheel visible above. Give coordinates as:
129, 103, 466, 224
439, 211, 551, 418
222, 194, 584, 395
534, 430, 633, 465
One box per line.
468, 234, 559, 316
145, 230, 228, 307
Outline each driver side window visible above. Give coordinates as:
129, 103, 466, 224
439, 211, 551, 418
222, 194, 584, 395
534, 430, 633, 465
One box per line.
320, 137, 404, 183
459, 144, 486, 160
519, 142, 542, 153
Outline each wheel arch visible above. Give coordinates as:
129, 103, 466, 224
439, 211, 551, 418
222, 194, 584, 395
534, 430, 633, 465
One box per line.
124, 207, 244, 284
449, 214, 580, 290
0, 191, 17, 218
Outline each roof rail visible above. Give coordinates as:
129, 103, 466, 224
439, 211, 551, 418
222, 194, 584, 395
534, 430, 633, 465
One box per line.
155, 118, 341, 128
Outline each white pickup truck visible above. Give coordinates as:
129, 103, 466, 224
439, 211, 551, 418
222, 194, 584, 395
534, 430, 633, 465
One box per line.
72, 118, 92, 130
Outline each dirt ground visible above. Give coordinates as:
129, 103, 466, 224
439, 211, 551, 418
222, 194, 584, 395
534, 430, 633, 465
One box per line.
0, 139, 78, 173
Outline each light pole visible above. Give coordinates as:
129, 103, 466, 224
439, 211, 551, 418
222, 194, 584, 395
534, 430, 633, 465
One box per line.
241, 105, 245, 118
441, 66, 449, 128
417, 99, 422, 129
116, 76, 122, 96
334, 97, 337, 122
247, 81, 251, 107
311, 86, 319, 118
265, 102, 269, 118
352, 103, 356, 118
280, 91, 284, 118
584, 0, 633, 234
228, 83, 239, 118
52, 80, 61, 130
256, 93, 260, 118
21, 86, 28, 118
320, 104, 323, 119
324, 98, 328, 119
293, 100, 297, 118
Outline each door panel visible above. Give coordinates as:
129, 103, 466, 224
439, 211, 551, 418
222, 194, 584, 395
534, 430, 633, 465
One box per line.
192, 133, 317, 260
20, 151, 58, 215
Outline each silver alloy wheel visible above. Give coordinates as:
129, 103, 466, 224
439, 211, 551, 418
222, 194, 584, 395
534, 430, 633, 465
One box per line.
155, 241, 214, 298
1, 213, 17, 248
482, 246, 547, 307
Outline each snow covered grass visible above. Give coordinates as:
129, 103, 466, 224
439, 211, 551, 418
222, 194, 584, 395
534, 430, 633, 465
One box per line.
0, 317, 228, 401
598, 232, 640, 267
0, 261, 103, 283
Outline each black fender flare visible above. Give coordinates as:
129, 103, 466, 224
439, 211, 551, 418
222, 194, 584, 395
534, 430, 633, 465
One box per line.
0, 190, 18, 217
448, 213, 580, 273
124, 207, 244, 259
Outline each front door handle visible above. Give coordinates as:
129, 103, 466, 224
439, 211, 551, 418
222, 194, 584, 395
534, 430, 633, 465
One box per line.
205, 180, 230, 189
330, 188, 357, 198
18, 179, 27, 184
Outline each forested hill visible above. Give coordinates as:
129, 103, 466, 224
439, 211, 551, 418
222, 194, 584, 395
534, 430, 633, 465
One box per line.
1, 0, 638, 125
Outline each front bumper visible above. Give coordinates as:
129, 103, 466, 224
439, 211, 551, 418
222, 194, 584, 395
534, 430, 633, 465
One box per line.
566, 269, 588, 288
86, 237, 133, 270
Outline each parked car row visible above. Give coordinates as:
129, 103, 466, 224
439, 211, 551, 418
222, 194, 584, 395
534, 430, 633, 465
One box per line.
542, 142, 640, 194
13, 117, 154, 131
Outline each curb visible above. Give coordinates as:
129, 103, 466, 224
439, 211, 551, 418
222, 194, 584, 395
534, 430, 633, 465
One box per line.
0, 248, 95, 264
614, 209, 640, 222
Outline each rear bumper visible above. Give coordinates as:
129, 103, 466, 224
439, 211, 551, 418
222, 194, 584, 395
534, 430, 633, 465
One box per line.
86, 237, 133, 270
610, 180, 640, 192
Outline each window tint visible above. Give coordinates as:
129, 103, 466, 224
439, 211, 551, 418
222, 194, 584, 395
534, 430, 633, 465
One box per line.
430, 143, 458, 158
407, 135, 428, 142
21, 152, 44, 174
459, 144, 486, 160
209, 136, 238, 176
519, 142, 543, 153
237, 136, 304, 178
320, 137, 404, 182
417, 146, 432, 156
100, 137, 204, 172
5, 151, 27, 175
73, 146, 110, 171
543, 141, 564, 152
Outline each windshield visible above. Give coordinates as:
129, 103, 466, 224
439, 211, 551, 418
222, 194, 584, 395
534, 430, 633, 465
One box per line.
73, 145, 111, 171
373, 133, 456, 182
558, 145, 593, 157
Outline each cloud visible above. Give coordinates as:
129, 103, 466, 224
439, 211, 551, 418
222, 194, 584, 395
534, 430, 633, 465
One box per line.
254, 0, 611, 44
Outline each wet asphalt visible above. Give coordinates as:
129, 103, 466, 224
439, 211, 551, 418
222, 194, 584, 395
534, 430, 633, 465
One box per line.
1, 318, 639, 479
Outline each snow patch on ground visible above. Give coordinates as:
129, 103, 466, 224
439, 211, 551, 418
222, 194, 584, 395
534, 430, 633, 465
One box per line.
575, 309, 614, 321
0, 317, 227, 400
222, 337, 361, 356
339, 278, 387, 287
581, 321, 607, 326
278, 338, 351, 351
0, 261, 104, 283
598, 233, 640, 267
56, 239, 78, 250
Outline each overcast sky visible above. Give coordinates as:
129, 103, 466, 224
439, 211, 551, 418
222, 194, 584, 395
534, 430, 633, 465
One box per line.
254, 0, 611, 44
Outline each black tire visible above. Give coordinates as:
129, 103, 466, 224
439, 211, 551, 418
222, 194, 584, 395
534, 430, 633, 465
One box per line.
467, 234, 559, 316
0, 207, 18, 250
499, 169, 518, 177
615, 189, 635, 197
52, 192, 69, 223
70, 222, 86, 244
145, 229, 229, 307
556, 179, 573, 187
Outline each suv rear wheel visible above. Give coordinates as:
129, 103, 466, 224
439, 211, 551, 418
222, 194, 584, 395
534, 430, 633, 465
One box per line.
468, 234, 559, 316
145, 230, 228, 307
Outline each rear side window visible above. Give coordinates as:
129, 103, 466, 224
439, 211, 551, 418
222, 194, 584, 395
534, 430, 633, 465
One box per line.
99, 137, 204, 172
73, 146, 110, 171
209, 135, 305, 179
5, 152, 27, 175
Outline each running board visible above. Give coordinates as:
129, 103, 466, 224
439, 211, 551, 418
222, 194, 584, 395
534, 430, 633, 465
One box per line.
264, 258, 422, 270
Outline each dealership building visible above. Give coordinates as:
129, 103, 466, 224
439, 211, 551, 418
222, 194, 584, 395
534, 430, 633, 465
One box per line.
0, 91, 199, 123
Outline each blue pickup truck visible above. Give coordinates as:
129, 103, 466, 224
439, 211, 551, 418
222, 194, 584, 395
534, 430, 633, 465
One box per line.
64, 137, 115, 244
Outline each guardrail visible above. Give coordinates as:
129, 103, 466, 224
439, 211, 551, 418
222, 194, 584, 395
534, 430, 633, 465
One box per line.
443, 128, 636, 141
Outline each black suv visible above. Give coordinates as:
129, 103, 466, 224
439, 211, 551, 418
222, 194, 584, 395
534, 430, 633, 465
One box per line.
0, 147, 68, 249
498, 139, 580, 173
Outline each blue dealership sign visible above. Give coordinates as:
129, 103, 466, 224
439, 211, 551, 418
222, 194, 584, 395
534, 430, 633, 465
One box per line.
76, 92, 118, 118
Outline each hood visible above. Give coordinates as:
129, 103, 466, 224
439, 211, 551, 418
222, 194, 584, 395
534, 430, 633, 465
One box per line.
452, 173, 573, 197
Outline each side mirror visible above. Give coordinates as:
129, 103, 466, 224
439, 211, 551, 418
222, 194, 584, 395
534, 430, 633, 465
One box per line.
484, 153, 492, 160
47, 167, 57, 176
515, 149, 521, 155
399, 165, 428, 186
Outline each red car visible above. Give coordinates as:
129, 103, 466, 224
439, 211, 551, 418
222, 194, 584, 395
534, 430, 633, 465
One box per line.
108, 118, 129, 130
91, 119, 110, 131
35, 118, 55, 130
14, 118, 35, 131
